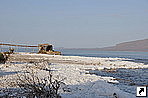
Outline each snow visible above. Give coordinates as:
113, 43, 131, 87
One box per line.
1, 53, 148, 97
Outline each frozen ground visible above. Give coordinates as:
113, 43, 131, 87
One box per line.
0, 53, 148, 97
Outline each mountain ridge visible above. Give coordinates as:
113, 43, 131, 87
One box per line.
98, 39, 148, 52
60, 39, 148, 52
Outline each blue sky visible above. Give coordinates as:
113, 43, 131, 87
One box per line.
0, 0, 148, 48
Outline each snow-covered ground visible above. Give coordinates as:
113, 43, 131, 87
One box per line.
0, 53, 148, 97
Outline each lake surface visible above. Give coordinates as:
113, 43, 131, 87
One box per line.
58, 49, 148, 64
88, 68, 148, 95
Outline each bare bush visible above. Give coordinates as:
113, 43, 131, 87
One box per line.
16, 70, 63, 98
0, 52, 9, 64
16, 61, 65, 98
0, 61, 65, 98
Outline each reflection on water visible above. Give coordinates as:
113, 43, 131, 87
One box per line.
88, 68, 148, 95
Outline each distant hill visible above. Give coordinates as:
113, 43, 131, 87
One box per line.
98, 39, 148, 52
61, 39, 148, 52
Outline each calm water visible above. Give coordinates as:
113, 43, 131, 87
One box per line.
58, 49, 148, 64
89, 68, 148, 95
0, 47, 38, 53
59, 49, 148, 58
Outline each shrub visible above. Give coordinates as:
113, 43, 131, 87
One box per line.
0, 52, 6, 64
0, 61, 65, 98
16, 69, 64, 98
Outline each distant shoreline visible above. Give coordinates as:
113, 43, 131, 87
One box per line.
58, 48, 148, 52
58, 39, 148, 52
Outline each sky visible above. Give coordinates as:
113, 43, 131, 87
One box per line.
0, 0, 148, 48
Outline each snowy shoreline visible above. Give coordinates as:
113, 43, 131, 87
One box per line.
0, 53, 148, 97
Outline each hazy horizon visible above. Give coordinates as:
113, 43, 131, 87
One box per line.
0, 0, 148, 48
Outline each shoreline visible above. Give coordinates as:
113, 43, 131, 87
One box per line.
9, 53, 148, 69
0, 53, 148, 97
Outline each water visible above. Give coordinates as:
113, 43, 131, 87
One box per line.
0, 47, 38, 53
59, 49, 148, 58
57, 49, 148, 64
88, 68, 148, 95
